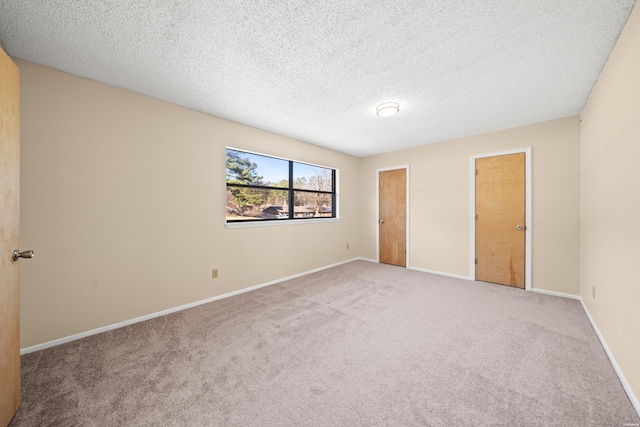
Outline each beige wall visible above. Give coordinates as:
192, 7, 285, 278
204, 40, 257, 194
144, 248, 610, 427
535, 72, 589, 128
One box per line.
580, 2, 640, 403
359, 116, 581, 295
14, 11, 640, 403
17, 59, 360, 348
13, 3, 640, 409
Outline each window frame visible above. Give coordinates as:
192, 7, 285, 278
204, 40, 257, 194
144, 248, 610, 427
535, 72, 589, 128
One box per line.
225, 148, 338, 227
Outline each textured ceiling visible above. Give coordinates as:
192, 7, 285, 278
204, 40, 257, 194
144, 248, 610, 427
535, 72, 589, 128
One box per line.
0, 1, 636, 157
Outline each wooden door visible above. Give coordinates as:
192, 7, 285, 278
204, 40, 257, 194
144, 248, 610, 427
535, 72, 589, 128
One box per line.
379, 169, 406, 267
0, 46, 21, 426
475, 153, 525, 288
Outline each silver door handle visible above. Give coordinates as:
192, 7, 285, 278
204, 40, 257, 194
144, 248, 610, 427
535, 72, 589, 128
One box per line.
13, 250, 35, 261
378, 219, 384, 224
516, 225, 526, 230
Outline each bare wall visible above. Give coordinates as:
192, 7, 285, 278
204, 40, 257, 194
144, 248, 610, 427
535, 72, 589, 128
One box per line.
17, 59, 360, 348
359, 116, 581, 295
580, 1, 640, 403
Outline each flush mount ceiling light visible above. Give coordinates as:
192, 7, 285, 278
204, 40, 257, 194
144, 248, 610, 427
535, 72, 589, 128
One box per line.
376, 102, 400, 117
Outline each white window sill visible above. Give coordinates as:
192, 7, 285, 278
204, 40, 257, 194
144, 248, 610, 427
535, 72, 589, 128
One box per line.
226, 218, 340, 229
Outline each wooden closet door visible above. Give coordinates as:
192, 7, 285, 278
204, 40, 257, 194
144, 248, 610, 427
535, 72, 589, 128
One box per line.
379, 169, 406, 267
475, 153, 525, 288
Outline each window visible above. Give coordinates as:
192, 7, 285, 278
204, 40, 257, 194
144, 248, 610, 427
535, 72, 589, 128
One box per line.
226, 148, 336, 223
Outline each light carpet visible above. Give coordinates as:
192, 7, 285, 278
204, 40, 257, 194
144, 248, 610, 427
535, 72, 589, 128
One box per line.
9, 261, 640, 426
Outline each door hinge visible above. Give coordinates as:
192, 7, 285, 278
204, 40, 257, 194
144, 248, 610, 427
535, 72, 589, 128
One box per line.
476, 169, 478, 176
475, 214, 478, 220
475, 258, 478, 264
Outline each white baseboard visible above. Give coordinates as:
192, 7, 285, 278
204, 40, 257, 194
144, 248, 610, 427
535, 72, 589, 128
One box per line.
20, 257, 361, 355
19, 257, 640, 419
530, 288, 580, 300
357, 259, 473, 282
525, 286, 638, 417
580, 299, 640, 418
404, 267, 639, 417
407, 265, 472, 281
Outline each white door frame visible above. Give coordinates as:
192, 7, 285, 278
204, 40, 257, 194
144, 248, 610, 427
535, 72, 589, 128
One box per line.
376, 165, 410, 266
470, 148, 532, 290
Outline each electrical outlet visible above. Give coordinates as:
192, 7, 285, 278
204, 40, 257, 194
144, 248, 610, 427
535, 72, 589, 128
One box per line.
592, 286, 596, 299
212, 269, 219, 279
346, 243, 350, 250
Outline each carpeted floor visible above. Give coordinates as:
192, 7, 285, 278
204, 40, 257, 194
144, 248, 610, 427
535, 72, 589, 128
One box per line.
9, 261, 640, 426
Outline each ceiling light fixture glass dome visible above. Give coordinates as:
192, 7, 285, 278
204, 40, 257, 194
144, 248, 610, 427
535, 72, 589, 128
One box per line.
376, 102, 400, 117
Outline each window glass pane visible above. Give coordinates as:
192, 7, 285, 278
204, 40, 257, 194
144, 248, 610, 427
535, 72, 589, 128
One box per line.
225, 148, 336, 223
227, 186, 289, 220
226, 149, 289, 188
293, 191, 333, 218
293, 163, 332, 191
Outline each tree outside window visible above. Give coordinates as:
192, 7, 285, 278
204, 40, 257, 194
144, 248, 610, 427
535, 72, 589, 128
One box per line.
226, 148, 336, 222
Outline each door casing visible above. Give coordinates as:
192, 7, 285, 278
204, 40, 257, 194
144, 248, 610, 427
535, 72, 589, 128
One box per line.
376, 166, 410, 266
470, 148, 532, 290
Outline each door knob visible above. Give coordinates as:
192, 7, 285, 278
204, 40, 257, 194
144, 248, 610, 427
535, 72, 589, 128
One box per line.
12, 250, 35, 261
378, 219, 384, 224
516, 225, 526, 230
